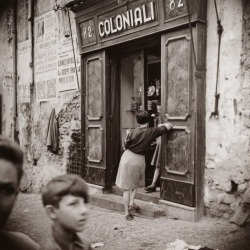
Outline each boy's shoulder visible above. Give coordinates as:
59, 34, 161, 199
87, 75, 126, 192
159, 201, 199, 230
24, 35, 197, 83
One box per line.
76, 232, 94, 250
40, 231, 93, 250
0, 230, 39, 250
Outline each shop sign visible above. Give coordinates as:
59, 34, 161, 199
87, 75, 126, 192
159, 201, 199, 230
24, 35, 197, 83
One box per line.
164, 0, 188, 20
79, 18, 97, 47
98, 1, 156, 38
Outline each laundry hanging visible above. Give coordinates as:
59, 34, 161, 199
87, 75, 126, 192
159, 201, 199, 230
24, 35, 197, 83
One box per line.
46, 108, 58, 153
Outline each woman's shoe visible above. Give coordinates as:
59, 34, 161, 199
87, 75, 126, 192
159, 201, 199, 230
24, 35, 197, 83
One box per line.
145, 186, 156, 193
125, 213, 134, 221
128, 203, 139, 213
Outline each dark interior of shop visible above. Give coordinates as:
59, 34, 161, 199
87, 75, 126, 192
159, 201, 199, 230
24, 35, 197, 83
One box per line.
119, 44, 162, 190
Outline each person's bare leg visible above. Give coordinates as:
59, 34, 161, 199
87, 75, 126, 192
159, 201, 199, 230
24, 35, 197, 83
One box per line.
123, 190, 130, 215
129, 189, 137, 206
149, 168, 160, 188
145, 168, 160, 192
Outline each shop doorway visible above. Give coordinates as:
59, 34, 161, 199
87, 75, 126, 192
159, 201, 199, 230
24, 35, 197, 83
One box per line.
119, 45, 161, 194
82, 28, 204, 215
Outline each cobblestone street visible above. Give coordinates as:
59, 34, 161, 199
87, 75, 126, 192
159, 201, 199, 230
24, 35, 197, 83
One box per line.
5, 193, 250, 250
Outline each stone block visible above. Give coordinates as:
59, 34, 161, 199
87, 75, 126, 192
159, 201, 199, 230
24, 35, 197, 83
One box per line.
88, 184, 110, 195
238, 183, 247, 193
229, 208, 249, 226
159, 200, 197, 222
243, 186, 250, 203
62, 122, 70, 128
217, 193, 234, 204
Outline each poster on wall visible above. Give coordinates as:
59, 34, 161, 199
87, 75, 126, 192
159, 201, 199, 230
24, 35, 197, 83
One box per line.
57, 35, 80, 92
18, 40, 31, 103
37, 81, 47, 102
35, 11, 58, 102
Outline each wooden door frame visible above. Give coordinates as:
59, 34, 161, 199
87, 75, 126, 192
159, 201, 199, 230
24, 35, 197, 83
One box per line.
108, 39, 161, 184
81, 50, 123, 186
159, 23, 206, 221
81, 51, 113, 187
194, 22, 207, 221
108, 51, 122, 184
80, 55, 86, 178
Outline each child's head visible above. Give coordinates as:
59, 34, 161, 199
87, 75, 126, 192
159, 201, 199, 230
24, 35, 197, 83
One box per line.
42, 174, 89, 233
0, 136, 24, 228
0, 136, 23, 181
136, 110, 150, 125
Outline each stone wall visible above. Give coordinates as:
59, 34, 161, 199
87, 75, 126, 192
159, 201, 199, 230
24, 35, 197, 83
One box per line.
26, 92, 81, 193
0, 2, 15, 138
205, 0, 250, 224
0, 0, 82, 192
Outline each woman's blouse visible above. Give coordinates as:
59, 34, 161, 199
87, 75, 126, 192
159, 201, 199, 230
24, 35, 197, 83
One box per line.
124, 126, 167, 155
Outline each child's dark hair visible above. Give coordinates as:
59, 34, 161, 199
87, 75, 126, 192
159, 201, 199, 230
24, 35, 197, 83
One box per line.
42, 174, 89, 208
0, 136, 23, 181
136, 110, 150, 125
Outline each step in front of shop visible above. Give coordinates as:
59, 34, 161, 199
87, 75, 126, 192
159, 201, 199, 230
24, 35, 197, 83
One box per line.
111, 186, 160, 205
90, 193, 165, 218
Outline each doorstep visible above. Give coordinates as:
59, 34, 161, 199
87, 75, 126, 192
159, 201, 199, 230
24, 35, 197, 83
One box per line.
111, 185, 161, 204
88, 185, 165, 218
88, 184, 201, 221
90, 193, 165, 218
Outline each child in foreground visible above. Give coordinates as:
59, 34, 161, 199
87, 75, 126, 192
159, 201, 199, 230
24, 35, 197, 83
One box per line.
0, 136, 39, 250
40, 174, 94, 250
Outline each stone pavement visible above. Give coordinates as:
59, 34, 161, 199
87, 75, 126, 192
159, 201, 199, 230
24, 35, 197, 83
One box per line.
5, 193, 250, 250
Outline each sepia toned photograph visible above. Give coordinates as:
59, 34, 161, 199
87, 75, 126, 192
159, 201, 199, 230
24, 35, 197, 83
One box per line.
0, 0, 250, 250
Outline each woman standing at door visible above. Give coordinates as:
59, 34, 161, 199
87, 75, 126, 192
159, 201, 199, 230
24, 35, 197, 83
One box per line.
115, 110, 172, 220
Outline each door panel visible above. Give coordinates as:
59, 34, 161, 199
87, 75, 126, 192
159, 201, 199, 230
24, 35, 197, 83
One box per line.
109, 53, 121, 184
160, 29, 195, 207
120, 50, 144, 147
82, 51, 112, 187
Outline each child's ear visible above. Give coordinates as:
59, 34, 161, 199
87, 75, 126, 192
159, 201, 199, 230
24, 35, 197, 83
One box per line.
45, 205, 57, 220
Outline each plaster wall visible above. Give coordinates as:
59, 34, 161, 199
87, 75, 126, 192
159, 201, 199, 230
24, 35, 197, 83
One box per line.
0, 4, 15, 138
14, 0, 81, 192
205, 0, 250, 224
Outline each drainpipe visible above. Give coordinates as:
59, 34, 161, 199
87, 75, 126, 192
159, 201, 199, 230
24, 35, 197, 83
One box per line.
28, 0, 34, 96
12, 0, 18, 142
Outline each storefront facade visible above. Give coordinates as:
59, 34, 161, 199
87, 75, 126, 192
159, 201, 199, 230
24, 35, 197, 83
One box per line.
70, 0, 207, 221
0, 0, 249, 224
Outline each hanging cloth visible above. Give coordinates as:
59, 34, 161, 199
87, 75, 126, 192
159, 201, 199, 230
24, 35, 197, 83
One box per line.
46, 108, 58, 153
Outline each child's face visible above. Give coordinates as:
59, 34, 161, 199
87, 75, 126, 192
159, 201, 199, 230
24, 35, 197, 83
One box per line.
0, 159, 19, 228
55, 194, 89, 232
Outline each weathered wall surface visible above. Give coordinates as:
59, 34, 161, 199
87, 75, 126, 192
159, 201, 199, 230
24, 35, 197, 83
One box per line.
0, 3, 15, 138
205, 0, 250, 224
14, 0, 81, 192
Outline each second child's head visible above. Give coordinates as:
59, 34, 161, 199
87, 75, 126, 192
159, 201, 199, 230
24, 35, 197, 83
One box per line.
42, 174, 89, 233
136, 110, 151, 125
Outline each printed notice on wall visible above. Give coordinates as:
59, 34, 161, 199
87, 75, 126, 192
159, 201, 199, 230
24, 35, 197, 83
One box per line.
58, 36, 80, 92
18, 40, 31, 103
35, 11, 57, 102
